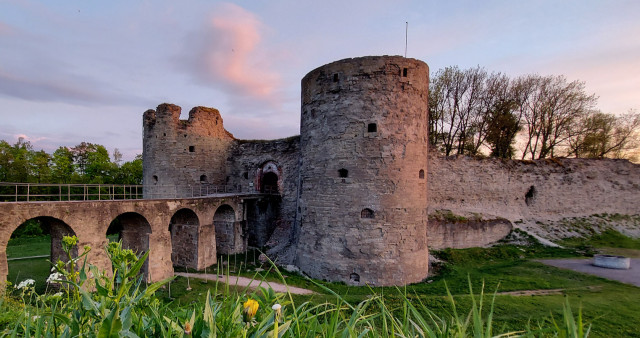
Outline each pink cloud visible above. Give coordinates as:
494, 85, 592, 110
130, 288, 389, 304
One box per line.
187, 3, 281, 100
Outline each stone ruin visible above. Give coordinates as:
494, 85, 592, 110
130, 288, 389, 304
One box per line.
143, 55, 640, 286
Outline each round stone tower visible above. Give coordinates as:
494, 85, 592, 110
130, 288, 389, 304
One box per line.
295, 56, 430, 286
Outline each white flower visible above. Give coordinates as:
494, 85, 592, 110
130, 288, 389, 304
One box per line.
15, 279, 35, 289
272, 304, 281, 311
47, 272, 64, 284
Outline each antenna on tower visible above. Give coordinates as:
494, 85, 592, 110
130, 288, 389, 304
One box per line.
405, 21, 408, 58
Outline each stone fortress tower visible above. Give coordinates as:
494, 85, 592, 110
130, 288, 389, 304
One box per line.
295, 56, 430, 286
143, 104, 235, 199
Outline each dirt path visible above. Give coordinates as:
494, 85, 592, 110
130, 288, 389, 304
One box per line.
537, 258, 640, 287
175, 272, 316, 295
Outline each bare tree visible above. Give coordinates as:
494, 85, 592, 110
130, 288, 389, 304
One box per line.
518, 75, 597, 159
568, 110, 640, 159
428, 66, 491, 156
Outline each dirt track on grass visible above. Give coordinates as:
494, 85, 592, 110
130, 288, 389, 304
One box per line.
175, 272, 316, 295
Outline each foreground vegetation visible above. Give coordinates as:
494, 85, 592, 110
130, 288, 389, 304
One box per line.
4, 236, 599, 337
5, 228, 640, 336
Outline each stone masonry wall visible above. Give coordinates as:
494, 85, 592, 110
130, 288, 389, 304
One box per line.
226, 137, 300, 228
427, 153, 640, 223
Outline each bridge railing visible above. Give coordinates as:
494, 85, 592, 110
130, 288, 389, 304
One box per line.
143, 184, 279, 199
0, 182, 281, 202
0, 182, 143, 202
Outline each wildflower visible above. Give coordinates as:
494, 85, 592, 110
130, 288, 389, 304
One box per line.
184, 321, 192, 335
62, 235, 78, 252
46, 272, 64, 284
15, 279, 35, 289
272, 303, 282, 338
243, 299, 259, 320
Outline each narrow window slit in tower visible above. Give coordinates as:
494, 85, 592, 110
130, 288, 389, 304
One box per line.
338, 168, 349, 178
402, 68, 408, 77
419, 169, 425, 179
368, 123, 377, 133
189, 146, 195, 152
361, 208, 374, 219
333, 73, 339, 82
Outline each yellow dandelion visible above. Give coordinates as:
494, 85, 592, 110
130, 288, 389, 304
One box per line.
243, 299, 259, 320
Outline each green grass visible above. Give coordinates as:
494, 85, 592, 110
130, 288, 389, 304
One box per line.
6, 235, 50, 259
560, 229, 640, 250
6, 235, 640, 336
7, 258, 51, 294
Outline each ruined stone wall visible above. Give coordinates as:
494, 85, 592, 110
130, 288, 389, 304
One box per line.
143, 104, 235, 198
428, 217, 512, 250
226, 137, 300, 228
296, 56, 430, 286
427, 153, 640, 222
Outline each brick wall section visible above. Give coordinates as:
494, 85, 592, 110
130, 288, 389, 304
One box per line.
427, 153, 640, 221
295, 56, 430, 286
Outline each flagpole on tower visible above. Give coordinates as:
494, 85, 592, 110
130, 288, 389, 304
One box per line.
405, 21, 408, 58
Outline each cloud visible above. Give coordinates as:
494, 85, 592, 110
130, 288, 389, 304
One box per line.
179, 3, 281, 102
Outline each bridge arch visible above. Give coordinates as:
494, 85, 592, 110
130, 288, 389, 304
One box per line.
214, 204, 243, 254
169, 208, 199, 269
106, 212, 152, 280
6, 216, 77, 293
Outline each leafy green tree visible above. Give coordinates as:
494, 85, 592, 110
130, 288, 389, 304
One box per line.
8, 138, 32, 182
114, 155, 143, 184
84, 144, 116, 183
0, 140, 13, 181
51, 147, 76, 183
486, 100, 521, 158
28, 150, 51, 183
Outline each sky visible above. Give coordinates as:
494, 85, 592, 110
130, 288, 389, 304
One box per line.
1, 0, 639, 161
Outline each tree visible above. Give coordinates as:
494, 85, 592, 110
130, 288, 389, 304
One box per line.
568, 110, 640, 159
114, 155, 143, 185
519, 75, 597, 159
28, 150, 51, 183
485, 100, 521, 158
429, 66, 491, 156
51, 147, 76, 183
84, 144, 116, 183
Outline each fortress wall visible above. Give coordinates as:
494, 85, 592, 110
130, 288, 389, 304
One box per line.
226, 137, 301, 246
427, 153, 640, 222
143, 104, 235, 198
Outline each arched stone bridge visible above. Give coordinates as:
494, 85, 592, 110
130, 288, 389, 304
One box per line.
0, 194, 275, 284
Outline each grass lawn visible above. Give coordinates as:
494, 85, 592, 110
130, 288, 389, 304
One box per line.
6, 235, 50, 259
7, 232, 640, 336
167, 243, 640, 337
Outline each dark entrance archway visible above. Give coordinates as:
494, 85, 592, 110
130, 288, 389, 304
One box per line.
106, 212, 152, 280
169, 208, 199, 269
261, 172, 279, 193
7, 217, 77, 293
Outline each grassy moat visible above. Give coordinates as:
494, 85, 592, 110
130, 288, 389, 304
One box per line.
5, 228, 640, 336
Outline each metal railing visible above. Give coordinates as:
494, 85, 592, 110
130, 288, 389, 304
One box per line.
144, 184, 279, 199
0, 182, 280, 202
0, 182, 143, 202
